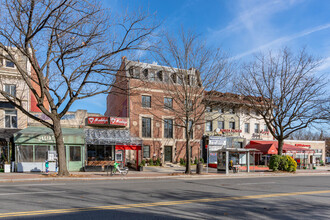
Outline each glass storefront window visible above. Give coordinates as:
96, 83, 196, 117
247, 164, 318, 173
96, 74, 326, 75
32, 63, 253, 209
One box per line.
18, 145, 33, 162
87, 145, 114, 161
143, 145, 150, 158
35, 145, 49, 162
70, 146, 81, 161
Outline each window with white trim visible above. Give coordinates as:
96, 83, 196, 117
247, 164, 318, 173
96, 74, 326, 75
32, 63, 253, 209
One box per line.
164, 119, 173, 138
218, 121, 224, 129
142, 95, 151, 108
4, 84, 16, 97
142, 117, 151, 138
254, 123, 260, 133
143, 145, 150, 158
244, 123, 250, 133
206, 121, 213, 132
264, 124, 269, 132
5, 110, 17, 128
164, 97, 173, 109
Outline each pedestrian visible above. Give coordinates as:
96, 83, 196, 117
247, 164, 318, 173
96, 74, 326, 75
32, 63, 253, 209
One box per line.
45, 160, 49, 174
55, 158, 58, 173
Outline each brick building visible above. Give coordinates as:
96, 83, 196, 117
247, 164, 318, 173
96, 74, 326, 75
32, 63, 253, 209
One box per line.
105, 58, 204, 164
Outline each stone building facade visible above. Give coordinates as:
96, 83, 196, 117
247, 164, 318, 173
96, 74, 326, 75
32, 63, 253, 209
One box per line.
204, 92, 273, 146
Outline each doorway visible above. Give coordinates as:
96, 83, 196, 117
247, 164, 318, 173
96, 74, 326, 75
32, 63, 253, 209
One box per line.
164, 146, 172, 162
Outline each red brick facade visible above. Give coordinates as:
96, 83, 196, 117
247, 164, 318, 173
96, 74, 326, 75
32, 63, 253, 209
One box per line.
105, 58, 204, 164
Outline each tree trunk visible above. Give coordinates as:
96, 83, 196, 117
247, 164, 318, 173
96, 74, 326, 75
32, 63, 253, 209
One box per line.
185, 125, 191, 174
277, 138, 284, 155
53, 119, 70, 176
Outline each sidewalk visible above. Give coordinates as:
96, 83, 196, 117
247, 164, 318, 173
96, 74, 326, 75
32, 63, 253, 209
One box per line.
0, 166, 329, 183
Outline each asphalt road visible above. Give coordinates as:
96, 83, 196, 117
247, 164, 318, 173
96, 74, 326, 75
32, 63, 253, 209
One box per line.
0, 175, 329, 219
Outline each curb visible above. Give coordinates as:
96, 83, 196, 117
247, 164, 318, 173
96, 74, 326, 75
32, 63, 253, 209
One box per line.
0, 171, 329, 183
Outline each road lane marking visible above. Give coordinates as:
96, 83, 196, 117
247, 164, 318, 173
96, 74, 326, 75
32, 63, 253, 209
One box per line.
0, 191, 65, 196
237, 182, 276, 185
0, 190, 329, 218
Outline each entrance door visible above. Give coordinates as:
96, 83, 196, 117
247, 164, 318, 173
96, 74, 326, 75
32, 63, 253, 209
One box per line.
164, 146, 172, 162
67, 146, 83, 171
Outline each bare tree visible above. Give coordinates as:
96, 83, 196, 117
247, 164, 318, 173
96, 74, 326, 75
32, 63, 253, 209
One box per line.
236, 48, 329, 155
0, 0, 158, 176
141, 30, 232, 174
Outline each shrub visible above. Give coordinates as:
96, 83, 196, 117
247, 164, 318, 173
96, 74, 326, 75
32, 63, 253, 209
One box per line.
269, 155, 297, 172
149, 159, 154, 166
200, 158, 204, 164
140, 160, 146, 167
194, 157, 198, 165
180, 158, 186, 166
285, 156, 297, 172
155, 158, 161, 166
269, 155, 281, 171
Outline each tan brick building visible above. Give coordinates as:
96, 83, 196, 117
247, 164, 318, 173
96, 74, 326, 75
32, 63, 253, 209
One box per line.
105, 58, 204, 164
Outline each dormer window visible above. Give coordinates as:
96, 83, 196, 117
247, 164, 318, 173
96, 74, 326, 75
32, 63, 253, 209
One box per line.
143, 69, 148, 79
229, 108, 235, 114
1, 54, 16, 68
164, 72, 169, 83
5, 60, 15, 68
128, 67, 134, 77
171, 73, 177, 83
135, 69, 140, 79
177, 75, 183, 85
187, 75, 191, 86
205, 106, 212, 112
157, 71, 163, 81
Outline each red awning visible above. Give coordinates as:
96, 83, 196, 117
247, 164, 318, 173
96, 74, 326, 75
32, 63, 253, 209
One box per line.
245, 140, 313, 155
245, 143, 277, 154
115, 145, 142, 151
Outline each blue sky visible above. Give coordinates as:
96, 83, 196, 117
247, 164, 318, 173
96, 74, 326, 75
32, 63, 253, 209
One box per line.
70, 0, 330, 114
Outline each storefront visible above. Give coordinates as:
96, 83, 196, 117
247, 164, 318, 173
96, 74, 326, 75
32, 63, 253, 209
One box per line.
0, 128, 20, 172
245, 140, 315, 166
203, 136, 246, 168
14, 127, 85, 172
85, 128, 142, 169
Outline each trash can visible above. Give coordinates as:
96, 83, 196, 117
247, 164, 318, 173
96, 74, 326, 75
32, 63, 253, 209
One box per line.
196, 162, 203, 174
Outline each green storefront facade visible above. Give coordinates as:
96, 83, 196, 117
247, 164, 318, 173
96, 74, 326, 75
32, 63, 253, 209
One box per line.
14, 127, 85, 172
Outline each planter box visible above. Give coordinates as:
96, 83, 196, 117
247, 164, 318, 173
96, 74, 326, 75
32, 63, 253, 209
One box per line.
4, 164, 11, 173
84, 166, 102, 172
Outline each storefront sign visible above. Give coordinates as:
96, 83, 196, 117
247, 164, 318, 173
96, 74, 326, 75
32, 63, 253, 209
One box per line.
37, 135, 54, 142
209, 136, 227, 146
110, 117, 128, 126
87, 117, 109, 125
208, 145, 224, 151
295, 144, 311, 147
220, 129, 242, 133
